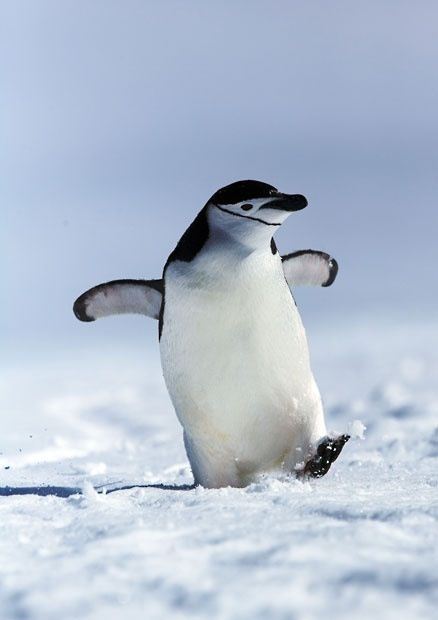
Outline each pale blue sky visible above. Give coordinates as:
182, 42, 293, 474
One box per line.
2, 1, 437, 357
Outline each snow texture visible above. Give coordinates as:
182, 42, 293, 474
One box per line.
1, 321, 437, 620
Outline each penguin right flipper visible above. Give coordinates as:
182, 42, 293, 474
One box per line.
282, 250, 338, 287
73, 279, 163, 322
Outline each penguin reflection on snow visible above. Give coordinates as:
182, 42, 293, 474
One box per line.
74, 181, 349, 488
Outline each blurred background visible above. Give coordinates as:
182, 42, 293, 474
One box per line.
2, 0, 437, 365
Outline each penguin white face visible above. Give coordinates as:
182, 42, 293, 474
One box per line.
206, 180, 307, 248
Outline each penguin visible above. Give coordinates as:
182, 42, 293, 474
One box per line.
73, 180, 349, 488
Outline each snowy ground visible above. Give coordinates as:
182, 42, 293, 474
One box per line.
1, 319, 437, 620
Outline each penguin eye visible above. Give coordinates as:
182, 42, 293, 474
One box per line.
241, 204, 253, 211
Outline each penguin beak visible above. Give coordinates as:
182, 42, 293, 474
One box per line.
260, 193, 308, 212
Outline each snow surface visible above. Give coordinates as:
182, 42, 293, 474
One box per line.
1, 320, 437, 620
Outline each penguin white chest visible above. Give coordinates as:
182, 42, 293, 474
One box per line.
159, 249, 323, 467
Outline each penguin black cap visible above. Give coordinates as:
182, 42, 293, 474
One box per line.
207, 180, 307, 211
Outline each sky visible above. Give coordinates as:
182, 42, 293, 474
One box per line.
2, 1, 438, 360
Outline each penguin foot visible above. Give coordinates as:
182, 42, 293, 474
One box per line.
302, 434, 350, 478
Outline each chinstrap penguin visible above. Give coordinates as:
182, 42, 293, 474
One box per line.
74, 180, 349, 488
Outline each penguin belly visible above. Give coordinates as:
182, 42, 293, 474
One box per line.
160, 253, 326, 487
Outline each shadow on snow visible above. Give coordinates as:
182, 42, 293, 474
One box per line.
0, 483, 196, 498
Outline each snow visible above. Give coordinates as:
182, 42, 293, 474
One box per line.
1, 320, 437, 620
347, 419, 366, 440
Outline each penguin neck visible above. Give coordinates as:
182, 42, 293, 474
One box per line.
164, 206, 276, 280
165, 222, 279, 299
206, 208, 276, 258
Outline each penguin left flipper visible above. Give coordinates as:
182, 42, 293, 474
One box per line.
282, 250, 338, 287
73, 279, 163, 322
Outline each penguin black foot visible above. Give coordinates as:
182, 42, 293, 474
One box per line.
302, 434, 350, 478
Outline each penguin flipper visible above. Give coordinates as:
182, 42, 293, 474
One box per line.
281, 250, 338, 287
73, 279, 163, 322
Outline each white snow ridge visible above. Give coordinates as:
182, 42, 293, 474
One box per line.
1, 323, 437, 620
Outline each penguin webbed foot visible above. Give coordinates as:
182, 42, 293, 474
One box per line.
301, 434, 350, 478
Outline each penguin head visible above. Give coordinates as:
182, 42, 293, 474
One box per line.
205, 180, 307, 249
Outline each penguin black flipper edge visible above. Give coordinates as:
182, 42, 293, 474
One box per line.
282, 250, 338, 287
73, 279, 163, 322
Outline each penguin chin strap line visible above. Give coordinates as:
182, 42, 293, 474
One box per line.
213, 204, 282, 227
